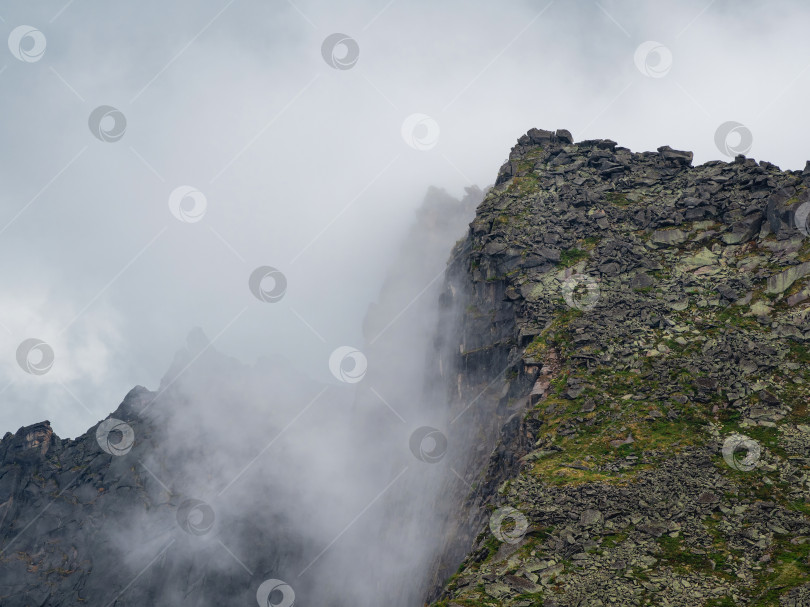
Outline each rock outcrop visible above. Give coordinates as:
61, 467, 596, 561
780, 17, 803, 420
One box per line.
430, 129, 810, 606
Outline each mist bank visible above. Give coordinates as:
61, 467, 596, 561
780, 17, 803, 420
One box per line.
0, 184, 496, 607
7, 0, 810, 440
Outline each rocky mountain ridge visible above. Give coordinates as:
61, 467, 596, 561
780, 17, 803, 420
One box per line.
430, 128, 810, 606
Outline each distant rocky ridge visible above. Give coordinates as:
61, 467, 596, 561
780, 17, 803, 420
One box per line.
0, 349, 331, 606
430, 128, 810, 606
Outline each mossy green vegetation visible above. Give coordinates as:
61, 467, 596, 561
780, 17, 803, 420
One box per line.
605, 191, 631, 206
559, 247, 589, 267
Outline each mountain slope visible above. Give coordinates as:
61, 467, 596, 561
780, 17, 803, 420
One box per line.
431, 128, 810, 607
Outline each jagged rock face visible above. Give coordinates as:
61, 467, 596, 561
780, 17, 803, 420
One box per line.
0, 369, 328, 606
432, 130, 810, 606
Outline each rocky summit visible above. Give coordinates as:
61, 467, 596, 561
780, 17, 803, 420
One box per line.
4, 127, 810, 607
430, 128, 810, 607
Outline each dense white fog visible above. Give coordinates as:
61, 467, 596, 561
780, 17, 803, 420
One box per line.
3, 0, 810, 437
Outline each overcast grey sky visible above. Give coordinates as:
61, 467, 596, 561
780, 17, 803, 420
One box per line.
2, 0, 809, 437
